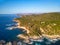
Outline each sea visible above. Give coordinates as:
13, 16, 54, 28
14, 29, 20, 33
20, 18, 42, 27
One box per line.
0, 14, 60, 45
0, 14, 24, 41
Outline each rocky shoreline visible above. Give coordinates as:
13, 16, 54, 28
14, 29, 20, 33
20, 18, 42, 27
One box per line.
14, 19, 30, 33
13, 19, 60, 43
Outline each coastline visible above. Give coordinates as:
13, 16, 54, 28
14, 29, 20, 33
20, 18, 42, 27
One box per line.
13, 19, 30, 33
13, 19, 60, 41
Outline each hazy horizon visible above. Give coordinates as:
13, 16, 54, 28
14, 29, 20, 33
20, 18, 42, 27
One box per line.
0, 0, 60, 14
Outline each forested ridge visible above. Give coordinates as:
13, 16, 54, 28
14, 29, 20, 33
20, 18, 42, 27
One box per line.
15, 12, 60, 36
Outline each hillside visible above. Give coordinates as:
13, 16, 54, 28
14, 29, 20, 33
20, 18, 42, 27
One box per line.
15, 12, 60, 37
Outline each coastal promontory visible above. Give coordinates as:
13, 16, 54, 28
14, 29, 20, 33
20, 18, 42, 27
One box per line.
15, 12, 60, 40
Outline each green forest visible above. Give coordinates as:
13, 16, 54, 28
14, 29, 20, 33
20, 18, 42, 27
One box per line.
15, 12, 60, 36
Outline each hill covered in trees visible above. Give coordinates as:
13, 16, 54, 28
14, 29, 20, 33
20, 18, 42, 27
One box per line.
15, 12, 60, 37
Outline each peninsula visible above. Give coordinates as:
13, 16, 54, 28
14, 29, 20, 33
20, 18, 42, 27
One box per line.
15, 12, 60, 40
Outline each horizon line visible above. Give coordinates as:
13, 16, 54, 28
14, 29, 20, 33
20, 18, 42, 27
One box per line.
0, 11, 60, 14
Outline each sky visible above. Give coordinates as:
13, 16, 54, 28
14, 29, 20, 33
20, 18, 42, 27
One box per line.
0, 0, 60, 14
